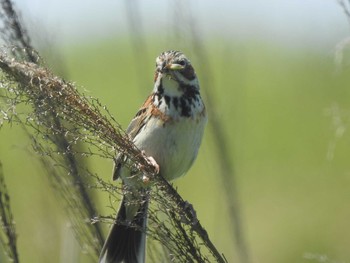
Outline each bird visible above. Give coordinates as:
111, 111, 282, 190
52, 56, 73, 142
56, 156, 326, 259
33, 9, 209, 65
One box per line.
99, 50, 207, 263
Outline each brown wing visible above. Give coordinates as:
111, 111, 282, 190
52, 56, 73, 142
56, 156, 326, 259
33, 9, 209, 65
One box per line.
112, 95, 153, 180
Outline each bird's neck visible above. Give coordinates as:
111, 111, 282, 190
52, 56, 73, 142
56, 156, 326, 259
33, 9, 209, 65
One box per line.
152, 76, 203, 118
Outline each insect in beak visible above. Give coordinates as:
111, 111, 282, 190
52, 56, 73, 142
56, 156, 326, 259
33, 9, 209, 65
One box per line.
166, 63, 185, 71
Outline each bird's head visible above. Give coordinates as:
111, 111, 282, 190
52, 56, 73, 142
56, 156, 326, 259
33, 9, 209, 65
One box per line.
153, 50, 199, 96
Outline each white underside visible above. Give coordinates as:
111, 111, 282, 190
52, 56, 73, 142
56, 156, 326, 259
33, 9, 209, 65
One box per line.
133, 114, 206, 181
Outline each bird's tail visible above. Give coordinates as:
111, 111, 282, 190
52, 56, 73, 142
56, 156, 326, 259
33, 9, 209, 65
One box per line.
99, 196, 148, 263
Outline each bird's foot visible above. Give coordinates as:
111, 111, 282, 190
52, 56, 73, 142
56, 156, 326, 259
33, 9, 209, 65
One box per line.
140, 151, 159, 184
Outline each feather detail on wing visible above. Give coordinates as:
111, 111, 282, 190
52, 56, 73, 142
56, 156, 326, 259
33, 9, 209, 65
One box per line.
112, 94, 173, 180
113, 95, 153, 180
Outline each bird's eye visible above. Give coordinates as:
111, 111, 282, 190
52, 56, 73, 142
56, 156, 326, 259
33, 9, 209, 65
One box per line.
177, 60, 186, 66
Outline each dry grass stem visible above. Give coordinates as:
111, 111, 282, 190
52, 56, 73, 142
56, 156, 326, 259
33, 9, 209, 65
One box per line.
0, 52, 226, 262
0, 161, 19, 263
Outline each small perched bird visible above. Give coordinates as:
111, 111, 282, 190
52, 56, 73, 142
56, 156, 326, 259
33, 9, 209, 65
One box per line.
99, 50, 207, 263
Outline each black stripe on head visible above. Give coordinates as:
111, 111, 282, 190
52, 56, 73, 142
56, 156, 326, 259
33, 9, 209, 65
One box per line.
180, 64, 196, 81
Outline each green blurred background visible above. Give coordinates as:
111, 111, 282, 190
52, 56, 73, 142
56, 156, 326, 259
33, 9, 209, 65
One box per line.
1, 1, 350, 262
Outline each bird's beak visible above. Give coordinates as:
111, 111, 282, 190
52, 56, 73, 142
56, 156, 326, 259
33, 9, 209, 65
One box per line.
157, 62, 184, 73
166, 63, 185, 71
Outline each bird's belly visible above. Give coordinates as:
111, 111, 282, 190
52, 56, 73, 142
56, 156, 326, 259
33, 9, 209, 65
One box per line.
133, 116, 206, 181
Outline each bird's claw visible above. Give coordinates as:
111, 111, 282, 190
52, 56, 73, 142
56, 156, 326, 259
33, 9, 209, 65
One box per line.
140, 151, 159, 184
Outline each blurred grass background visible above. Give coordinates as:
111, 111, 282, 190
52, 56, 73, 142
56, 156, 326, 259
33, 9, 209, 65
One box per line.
1, 1, 350, 262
